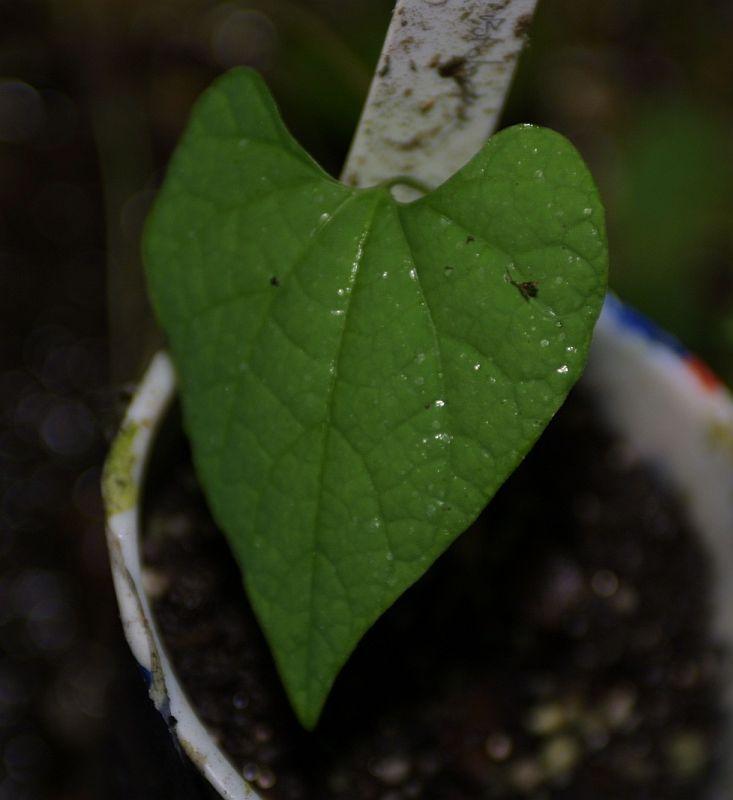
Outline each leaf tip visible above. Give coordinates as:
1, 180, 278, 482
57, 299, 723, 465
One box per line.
283, 673, 329, 732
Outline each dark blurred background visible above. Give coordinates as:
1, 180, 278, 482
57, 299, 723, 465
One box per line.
0, 0, 731, 797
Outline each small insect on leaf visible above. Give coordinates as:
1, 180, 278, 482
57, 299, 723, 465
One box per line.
519, 280, 539, 300
506, 270, 539, 301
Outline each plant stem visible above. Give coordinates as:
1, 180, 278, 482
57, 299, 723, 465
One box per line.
381, 175, 432, 196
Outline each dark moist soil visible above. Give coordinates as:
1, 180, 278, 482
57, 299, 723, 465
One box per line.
142, 390, 725, 800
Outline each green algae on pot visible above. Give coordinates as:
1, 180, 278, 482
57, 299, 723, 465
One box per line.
102, 422, 142, 516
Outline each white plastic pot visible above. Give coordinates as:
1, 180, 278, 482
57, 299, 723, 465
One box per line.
102, 295, 733, 799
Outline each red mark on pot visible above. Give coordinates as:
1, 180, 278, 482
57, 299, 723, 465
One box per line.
685, 356, 721, 392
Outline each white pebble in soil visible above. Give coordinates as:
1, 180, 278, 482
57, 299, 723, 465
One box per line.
485, 732, 513, 761
540, 734, 581, 781
508, 757, 545, 793
140, 567, 170, 599
525, 702, 568, 736
591, 569, 619, 598
256, 766, 277, 790
602, 686, 637, 730
369, 755, 412, 786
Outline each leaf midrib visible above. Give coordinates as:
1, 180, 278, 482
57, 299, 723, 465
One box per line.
302, 191, 382, 716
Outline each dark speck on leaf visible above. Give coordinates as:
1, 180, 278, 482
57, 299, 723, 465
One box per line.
378, 55, 391, 77
520, 281, 539, 299
516, 280, 539, 301
270, 276, 280, 287
466, 235, 475, 244
506, 271, 539, 301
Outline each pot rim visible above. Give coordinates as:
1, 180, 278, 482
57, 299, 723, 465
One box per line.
102, 352, 259, 800
102, 296, 733, 799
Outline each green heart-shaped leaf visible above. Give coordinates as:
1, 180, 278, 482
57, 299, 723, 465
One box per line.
145, 68, 607, 728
